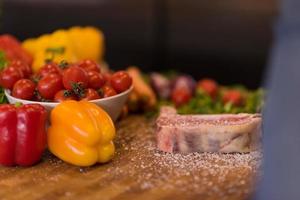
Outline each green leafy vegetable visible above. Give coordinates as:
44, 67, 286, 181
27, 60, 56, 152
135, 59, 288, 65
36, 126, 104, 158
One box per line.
143, 72, 265, 116
177, 88, 265, 115
146, 87, 265, 116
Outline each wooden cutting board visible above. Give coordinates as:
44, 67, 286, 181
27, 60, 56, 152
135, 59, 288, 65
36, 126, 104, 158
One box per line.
0, 115, 261, 200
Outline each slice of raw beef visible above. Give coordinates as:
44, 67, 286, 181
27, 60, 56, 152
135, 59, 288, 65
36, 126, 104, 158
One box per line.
156, 106, 262, 153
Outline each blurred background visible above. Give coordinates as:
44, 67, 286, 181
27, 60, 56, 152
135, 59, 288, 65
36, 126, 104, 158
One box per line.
0, 0, 278, 88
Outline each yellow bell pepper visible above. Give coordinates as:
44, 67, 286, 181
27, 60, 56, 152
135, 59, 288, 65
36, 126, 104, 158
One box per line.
68, 26, 104, 61
22, 26, 105, 72
47, 100, 115, 166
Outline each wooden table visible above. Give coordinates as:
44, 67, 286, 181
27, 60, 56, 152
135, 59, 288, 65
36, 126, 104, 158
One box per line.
0, 116, 261, 200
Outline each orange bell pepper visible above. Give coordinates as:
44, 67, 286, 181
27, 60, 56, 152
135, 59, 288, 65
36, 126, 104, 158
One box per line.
47, 100, 115, 166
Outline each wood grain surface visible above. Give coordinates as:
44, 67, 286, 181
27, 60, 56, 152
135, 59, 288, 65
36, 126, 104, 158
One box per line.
0, 115, 261, 200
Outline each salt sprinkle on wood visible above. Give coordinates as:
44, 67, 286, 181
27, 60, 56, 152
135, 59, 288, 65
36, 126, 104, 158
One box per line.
114, 116, 262, 198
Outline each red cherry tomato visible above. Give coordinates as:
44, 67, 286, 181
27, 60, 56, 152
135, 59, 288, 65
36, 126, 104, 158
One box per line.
62, 66, 88, 90
37, 73, 63, 100
37, 62, 61, 78
87, 71, 105, 89
5, 65, 25, 77
12, 79, 35, 100
0, 66, 24, 89
110, 71, 132, 93
77, 59, 100, 73
101, 85, 117, 98
81, 88, 100, 101
222, 90, 244, 106
54, 90, 77, 102
171, 88, 192, 107
103, 72, 112, 83
9, 60, 32, 78
197, 78, 218, 98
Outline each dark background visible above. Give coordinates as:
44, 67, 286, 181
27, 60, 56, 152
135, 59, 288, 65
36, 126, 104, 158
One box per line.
0, 0, 277, 88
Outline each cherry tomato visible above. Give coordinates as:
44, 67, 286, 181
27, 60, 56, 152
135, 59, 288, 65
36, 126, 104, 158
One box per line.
110, 71, 132, 93
87, 71, 105, 89
5, 65, 25, 77
54, 90, 77, 102
81, 88, 101, 101
171, 88, 192, 107
62, 66, 88, 90
12, 79, 35, 100
0, 66, 24, 89
37, 62, 61, 78
222, 90, 244, 106
77, 59, 100, 73
101, 85, 117, 98
103, 72, 112, 83
197, 78, 218, 98
9, 60, 32, 78
37, 73, 63, 100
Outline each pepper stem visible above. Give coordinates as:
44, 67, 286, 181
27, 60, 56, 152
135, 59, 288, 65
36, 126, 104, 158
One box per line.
15, 102, 23, 107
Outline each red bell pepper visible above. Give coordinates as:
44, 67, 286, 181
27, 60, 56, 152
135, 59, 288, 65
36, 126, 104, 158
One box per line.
0, 34, 33, 65
0, 104, 47, 166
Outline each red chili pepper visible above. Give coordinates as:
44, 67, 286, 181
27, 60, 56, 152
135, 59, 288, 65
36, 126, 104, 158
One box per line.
0, 104, 47, 166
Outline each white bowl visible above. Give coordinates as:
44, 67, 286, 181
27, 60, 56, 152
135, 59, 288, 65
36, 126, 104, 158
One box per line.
5, 86, 133, 121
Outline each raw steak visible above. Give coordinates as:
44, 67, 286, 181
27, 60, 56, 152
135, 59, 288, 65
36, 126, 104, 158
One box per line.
156, 106, 262, 153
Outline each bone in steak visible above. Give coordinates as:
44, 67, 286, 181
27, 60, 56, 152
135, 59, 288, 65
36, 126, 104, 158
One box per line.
156, 106, 262, 153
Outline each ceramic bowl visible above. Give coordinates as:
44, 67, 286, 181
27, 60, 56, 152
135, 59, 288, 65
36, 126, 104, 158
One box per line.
5, 86, 133, 121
